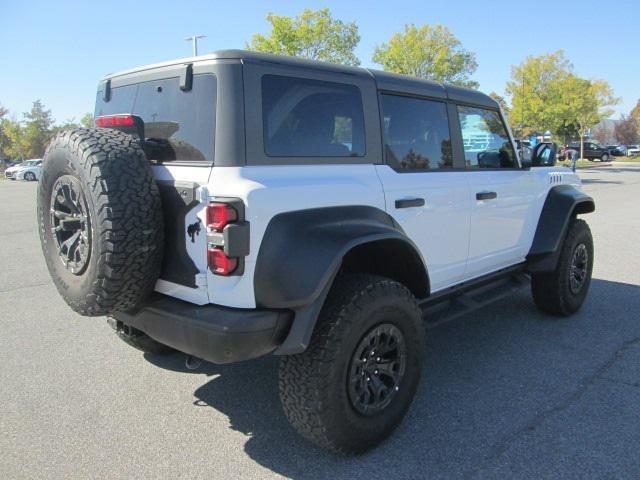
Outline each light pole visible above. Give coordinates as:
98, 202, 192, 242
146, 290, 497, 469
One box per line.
185, 35, 206, 56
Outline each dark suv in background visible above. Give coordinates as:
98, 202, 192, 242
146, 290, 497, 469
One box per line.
564, 142, 613, 161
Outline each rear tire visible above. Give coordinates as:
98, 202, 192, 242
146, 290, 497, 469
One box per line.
37, 128, 164, 316
279, 274, 424, 455
24, 171, 36, 181
531, 218, 593, 316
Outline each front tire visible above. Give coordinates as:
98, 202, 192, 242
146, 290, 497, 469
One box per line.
279, 274, 424, 454
531, 218, 593, 316
601, 153, 610, 162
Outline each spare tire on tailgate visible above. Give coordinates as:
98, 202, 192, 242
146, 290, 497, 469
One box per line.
37, 128, 164, 316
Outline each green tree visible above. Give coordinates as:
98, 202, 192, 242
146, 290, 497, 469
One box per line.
51, 113, 94, 135
562, 75, 619, 159
0, 103, 9, 159
247, 8, 360, 66
372, 24, 478, 88
80, 113, 94, 128
630, 99, 640, 125
21, 100, 55, 158
505, 50, 573, 138
2, 119, 27, 160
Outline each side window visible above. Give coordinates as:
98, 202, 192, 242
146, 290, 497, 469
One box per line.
380, 94, 452, 171
457, 106, 517, 169
261, 75, 365, 157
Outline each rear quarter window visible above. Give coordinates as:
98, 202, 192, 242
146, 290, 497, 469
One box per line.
95, 74, 216, 164
261, 74, 365, 157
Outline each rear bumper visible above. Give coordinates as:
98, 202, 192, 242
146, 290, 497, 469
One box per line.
112, 293, 293, 364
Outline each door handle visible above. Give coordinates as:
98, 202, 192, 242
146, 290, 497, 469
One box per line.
395, 198, 425, 209
476, 191, 497, 201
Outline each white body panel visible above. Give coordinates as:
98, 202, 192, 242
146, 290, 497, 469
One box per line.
465, 170, 537, 277
374, 165, 471, 292
205, 164, 386, 308
465, 167, 580, 280
151, 160, 581, 308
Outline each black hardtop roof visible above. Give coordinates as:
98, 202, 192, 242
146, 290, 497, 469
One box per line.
105, 49, 498, 109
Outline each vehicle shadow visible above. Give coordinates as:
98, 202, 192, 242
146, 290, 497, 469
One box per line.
580, 178, 623, 185
581, 166, 640, 174
144, 278, 640, 479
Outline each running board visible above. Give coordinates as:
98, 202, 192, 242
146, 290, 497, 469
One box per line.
419, 267, 530, 328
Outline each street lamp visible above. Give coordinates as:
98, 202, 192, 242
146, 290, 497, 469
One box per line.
185, 35, 206, 56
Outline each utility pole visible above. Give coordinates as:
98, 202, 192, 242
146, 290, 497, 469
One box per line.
185, 35, 206, 56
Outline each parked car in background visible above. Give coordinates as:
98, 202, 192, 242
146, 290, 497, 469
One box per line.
5, 160, 30, 179
12, 159, 43, 181
627, 145, 640, 157
607, 145, 627, 156
565, 142, 613, 161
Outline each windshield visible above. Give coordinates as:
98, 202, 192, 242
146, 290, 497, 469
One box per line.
24, 160, 40, 167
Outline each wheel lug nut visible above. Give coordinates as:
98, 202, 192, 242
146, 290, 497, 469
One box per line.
374, 370, 379, 375
376, 357, 381, 362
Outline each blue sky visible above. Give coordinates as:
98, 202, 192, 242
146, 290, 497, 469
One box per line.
1, 0, 637, 123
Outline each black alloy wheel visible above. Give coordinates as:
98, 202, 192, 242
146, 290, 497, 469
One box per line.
348, 323, 407, 416
49, 175, 91, 275
569, 243, 589, 294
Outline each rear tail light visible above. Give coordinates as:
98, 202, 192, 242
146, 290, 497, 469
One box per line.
207, 248, 238, 276
95, 114, 136, 127
206, 203, 238, 231
206, 201, 247, 276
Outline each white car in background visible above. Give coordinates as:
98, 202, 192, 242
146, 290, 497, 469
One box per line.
4, 161, 28, 179
12, 159, 43, 181
627, 145, 640, 157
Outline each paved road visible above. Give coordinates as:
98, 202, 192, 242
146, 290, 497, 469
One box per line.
1, 166, 639, 479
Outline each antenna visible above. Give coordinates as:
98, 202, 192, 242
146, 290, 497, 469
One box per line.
185, 35, 206, 56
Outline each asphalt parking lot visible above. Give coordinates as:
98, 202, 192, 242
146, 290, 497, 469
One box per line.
1, 165, 639, 479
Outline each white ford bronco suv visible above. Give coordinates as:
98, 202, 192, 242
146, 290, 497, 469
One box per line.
38, 50, 594, 454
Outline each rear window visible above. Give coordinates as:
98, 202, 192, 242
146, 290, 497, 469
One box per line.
95, 74, 216, 163
261, 75, 365, 157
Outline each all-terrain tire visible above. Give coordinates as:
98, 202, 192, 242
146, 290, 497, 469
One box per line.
531, 218, 593, 316
279, 274, 425, 455
37, 128, 164, 316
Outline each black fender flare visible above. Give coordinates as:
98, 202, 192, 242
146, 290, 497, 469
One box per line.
526, 185, 595, 273
253, 206, 429, 354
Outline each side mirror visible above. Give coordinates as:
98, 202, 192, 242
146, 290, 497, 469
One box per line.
531, 142, 557, 167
